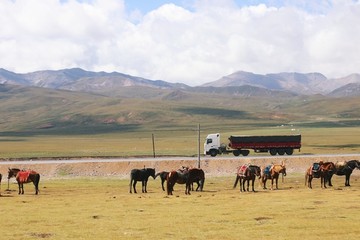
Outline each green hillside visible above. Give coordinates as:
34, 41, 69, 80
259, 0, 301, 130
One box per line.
1, 84, 359, 158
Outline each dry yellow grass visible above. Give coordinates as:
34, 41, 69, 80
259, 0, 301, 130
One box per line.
1, 174, 359, 240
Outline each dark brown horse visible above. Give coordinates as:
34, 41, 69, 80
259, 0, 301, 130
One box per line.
233, 164, 261, 192
261, 163, 286, 190
8, 168, 40, 195
166, 168, 205, 195
305, 162, 335, 189
330, 160, 360, 186
129, 168, 156, 193
155, 171, 169, 191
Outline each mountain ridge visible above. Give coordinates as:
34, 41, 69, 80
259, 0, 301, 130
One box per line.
1, 68, 360, 97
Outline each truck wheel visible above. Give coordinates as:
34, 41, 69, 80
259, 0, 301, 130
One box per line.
241, 150, 250, 156
270, 149, 277, 156
285, 148, 294, 155
277, 149, 285, 155
233, 150, 241, 157
209, 149, 217, 157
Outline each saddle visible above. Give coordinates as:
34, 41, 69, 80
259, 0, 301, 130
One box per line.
17, 171, 31, 182
264, 165, 272, 176
311, 163, 321, 177
238, 164, 249, 177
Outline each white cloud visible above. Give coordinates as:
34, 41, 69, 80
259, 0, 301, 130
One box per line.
0, 0, 359, 86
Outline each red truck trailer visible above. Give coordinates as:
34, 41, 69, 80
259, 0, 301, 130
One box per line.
204, 133, 301, 157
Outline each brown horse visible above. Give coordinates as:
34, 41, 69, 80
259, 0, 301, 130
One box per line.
261, 163, 286, 190
166, 168, 205, 195
233, 164, 261, 192
8, 168, 40, 195
305, 162, 335, 189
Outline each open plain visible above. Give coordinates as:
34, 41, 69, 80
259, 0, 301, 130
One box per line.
1, 155, 359, 240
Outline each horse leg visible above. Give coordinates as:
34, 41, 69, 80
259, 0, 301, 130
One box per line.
161, 178, 166, 191
129, 178, 133, 193
246, 179, 250, 192
345, 174, 350, 186
133, 180, 137, 193
33, 174, 40, 195
262, 177, 267, 189
275, 177, 279, 190
251, 178, 255, 192
18, 182, 21, 194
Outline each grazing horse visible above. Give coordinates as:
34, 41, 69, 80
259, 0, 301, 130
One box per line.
330, 160, 360, 186
129, 168, 156, 194
185, 168, 205, 195
261, 163, 286, 190
8, 168, 40, 195
166, 168, 205, 195
155, 171, 169, 191
233, 164, 261, 192
305, 162, 335, 189
166, 170, 188, 195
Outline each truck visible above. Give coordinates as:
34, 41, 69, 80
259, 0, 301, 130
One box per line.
204, 133, 301, 157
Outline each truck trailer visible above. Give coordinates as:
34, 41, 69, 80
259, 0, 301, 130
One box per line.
204, 133, 301, 157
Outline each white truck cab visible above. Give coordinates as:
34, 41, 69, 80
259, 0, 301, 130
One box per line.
204, 133, 221, 157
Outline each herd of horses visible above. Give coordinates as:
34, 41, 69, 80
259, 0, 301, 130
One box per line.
1, 159, 359, 195
129, 159, 360, 195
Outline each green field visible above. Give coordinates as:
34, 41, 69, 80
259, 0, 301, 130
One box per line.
1, 174, 359, 240
1, 126, 359, 158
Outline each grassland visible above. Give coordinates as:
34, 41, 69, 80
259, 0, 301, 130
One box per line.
1, 174, 359, 240
0, 126, 359, 158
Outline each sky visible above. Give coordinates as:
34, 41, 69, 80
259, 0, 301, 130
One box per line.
0, 0, 359, 86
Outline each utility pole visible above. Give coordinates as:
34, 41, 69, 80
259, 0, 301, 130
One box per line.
152, 133, 156, 158
197, 124, 201, 168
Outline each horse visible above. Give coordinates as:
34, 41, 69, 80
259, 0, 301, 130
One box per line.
185, 168, 205, 195
166, 168, 205, 195
261, 163, 286, 190
155, 171, 169, 191
330, 160, 360, 186
233, 164, 261, 192
8, 168, 40, 195
305, 162, 335, 189
129, 168, 156, 194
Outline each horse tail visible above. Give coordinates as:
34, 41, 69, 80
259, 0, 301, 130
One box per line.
200, 171, 205, 191
305, 170, 308, 186
129, 174, 133, 193
233, 175, 239, 188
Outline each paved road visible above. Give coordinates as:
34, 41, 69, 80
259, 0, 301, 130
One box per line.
1, 153, 359, 165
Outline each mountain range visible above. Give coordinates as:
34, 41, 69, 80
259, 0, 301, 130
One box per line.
1, 68, 360, 97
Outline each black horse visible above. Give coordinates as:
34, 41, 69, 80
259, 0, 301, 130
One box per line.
234, 165, 261, 192
330, 160, 360, 186
129, 168, 156, 193
8, 168, 41, 195
155, 171, 169, 191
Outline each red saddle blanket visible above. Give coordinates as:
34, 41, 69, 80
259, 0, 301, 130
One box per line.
238, 164, 249, 176
16, 171, 32, 182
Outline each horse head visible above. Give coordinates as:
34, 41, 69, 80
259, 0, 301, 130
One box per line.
354, 160, 360, 170
8, 168, 20, 179
253, 166, 262, 179
148, 168, 156, 179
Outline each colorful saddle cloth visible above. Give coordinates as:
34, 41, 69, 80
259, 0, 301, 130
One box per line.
17, 171, 31, 182
238, 164, 249, 176
264, 165, 272, 176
